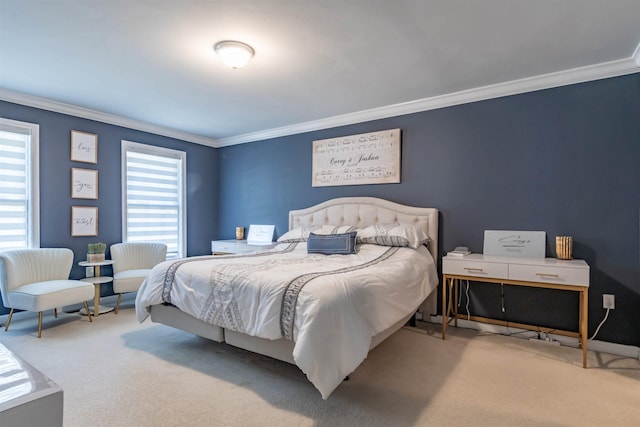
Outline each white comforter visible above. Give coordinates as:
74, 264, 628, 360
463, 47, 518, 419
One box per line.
136, 242, 438, 398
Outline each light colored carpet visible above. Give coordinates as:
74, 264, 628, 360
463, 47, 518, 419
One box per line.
2, 298, 640, 427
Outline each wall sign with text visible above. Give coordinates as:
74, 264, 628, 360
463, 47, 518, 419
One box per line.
312, 128, 401, 187
70, 130, 98, 163
71, 206, 98, 236
71, 168, 98, 199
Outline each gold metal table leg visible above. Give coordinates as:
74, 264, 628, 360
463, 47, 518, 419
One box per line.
580, 289, 588, 368
37, 311, 43, 338
453, 278, 459, 327
93, 284, 100, 317
442, 276, 457, 339
93, 265, 102, 316
442, 276, 448, 339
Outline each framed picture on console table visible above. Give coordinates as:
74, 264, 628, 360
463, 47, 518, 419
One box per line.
71, 206, 98, 236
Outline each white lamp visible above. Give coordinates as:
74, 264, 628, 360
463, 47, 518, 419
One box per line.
214, 40, 255, 69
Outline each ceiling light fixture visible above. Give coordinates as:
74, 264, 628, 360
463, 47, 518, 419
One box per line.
214, 40, 255, 69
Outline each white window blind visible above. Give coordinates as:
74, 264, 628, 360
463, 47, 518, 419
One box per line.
122, 141, 186, 259
0, 118, 39, 251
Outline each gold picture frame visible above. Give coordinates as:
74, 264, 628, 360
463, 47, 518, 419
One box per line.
70, 130, 98, 163
71, 206, 98, 236
71, 168, 98, 199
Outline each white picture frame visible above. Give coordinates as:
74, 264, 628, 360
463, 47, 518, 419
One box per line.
247, 224, 275, 245
71, 206, 98, 236
71, 130, 98, 163
71, 168, 98, 199
483, 230, 546, 258
312, 128, 401, 187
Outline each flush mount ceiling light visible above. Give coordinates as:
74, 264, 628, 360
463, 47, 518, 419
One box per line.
214, 40, 255, 69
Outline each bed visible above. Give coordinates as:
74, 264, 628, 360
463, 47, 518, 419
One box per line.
135, 197, 439, 398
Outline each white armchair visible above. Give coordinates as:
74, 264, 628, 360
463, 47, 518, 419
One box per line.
110, 242, 167, 313
0, 248, 94, 338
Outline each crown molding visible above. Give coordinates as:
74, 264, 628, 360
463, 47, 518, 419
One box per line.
2, 53, 639, 149
0, 88, 219, 147
216, 57, 640, 147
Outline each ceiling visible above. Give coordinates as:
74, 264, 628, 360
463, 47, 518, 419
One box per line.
1, 1, 639, 147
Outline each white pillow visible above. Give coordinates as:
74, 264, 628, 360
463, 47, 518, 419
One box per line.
356, 223, 430, 249
277, 225, 357, 242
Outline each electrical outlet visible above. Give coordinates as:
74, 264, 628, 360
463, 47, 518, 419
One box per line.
603, 294, 615, 310
85, 266, 94, 278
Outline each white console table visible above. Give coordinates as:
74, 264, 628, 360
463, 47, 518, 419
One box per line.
211, 240, 277, 255
442, 254, 590, 368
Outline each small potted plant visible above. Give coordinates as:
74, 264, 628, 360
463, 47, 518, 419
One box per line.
87, 242, 106, 263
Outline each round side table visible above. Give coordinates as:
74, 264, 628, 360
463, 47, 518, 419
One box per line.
78, 260, 114, 316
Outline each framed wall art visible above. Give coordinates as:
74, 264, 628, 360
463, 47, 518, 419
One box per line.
71, 206, 98, 236
70, 130, 98, 163
71, 168, 98, 199
312, 128, 401, 187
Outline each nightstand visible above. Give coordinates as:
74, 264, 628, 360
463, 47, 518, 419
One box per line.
442, 254, 590, 367
211, 239, 277, 255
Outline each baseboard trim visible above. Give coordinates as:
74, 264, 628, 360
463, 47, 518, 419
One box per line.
428, 315, 640, 360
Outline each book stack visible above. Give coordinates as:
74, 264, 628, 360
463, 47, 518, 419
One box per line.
447, 247, 471, 257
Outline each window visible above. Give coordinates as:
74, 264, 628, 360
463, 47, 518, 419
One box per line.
122, 140, 186, 259
0, 118, 39, 251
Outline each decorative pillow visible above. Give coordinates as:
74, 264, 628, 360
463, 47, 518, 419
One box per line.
307, 231, 357, 255
277, 225, 356, 242
356, 223, 430, 249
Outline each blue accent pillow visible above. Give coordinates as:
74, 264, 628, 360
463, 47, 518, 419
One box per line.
307, 231, 357, 255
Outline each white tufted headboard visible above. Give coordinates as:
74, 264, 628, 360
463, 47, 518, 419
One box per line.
289, 197, 439, 261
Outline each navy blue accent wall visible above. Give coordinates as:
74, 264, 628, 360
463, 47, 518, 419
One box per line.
218, 74, 640, 346
0, 100, 218, 313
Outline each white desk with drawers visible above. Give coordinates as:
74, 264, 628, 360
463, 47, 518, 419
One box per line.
442, 254, 590, 368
